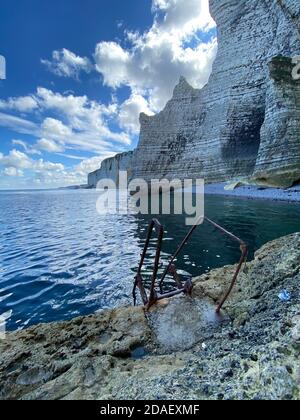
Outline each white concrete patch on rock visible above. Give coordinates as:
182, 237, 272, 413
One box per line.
149, 296, 228, 352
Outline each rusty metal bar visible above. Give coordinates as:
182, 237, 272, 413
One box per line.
147, 219, 164, 310
168, 264, 184, 290
133, 217, 248, 314
133, 274, 148, 306
204, 217, 248, 313
133, 218, 164, 309
159, 217, 202, 292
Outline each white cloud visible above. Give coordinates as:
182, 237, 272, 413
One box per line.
152, 0, 213, 34
34, 90, 130, 152
0, 88, 131, 155
0, 96, 38, 113
94, 0, 216, 111
0, 149, 33, 170
36, 138, 65, 153
0, 112, 39, 136
58, 153, 86, 160
0, 0, 216, 163
36, 87, 89, 117
3, 167, 24, 177
41, 117, 72, 141
95, 42, 131, 89
0, 0, 217, 189
41, 48, 93, 79
119, 93, 154, 133
0, 149, 64, 172
34, 159, 64, 172
0, 148, 113, 188
74, 154, 114, 177
12, 139, 41, 155
38, 1, 216, 121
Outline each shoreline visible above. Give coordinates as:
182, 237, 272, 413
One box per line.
204, 182, 300, 203
1, 183, 300, 204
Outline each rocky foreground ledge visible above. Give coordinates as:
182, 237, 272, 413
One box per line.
1, 233, 300, 400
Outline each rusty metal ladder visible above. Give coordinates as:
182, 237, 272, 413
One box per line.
133, 217, 248, 313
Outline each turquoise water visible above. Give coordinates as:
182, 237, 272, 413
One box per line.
0, 190, 299, 331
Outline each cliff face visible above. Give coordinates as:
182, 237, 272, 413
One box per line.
88, 0, 300, 188
88, 151, 133, 187
253, 56, 300, 187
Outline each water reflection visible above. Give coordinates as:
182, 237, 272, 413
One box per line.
0, 190, 299, 331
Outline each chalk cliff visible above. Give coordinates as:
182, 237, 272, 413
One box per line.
88, 151, 133, 187
253, 56, 300, 187
88, 0, 300, 188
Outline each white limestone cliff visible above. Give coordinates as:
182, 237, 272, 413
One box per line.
88, 151, 134, 187
88, 0, 300, 188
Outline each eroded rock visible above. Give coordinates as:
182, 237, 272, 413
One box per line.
253, 56, 300, 187
148, 296, 228, 352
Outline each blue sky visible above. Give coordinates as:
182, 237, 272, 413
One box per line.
0, 0, 216, 189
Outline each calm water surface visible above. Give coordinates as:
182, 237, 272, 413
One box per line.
0, 190, 299, 331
